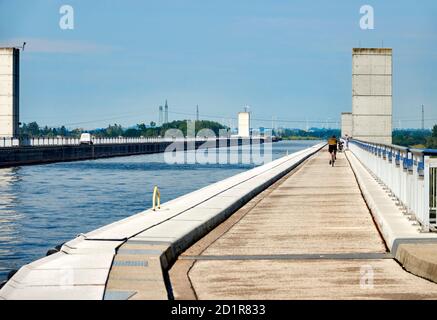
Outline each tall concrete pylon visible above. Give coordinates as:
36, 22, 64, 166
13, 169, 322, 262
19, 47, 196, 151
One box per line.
352, 48, 393, 144
158, 106, 163, 126
164, 100, 168, 124
341, 112, 352, 138
0, 47, 20, 138
421, 104, 424, 130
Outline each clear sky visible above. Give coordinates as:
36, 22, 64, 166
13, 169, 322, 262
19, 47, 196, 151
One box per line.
0, 0, 436, 129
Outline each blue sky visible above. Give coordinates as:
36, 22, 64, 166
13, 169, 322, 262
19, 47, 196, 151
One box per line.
0, 0, 436, 129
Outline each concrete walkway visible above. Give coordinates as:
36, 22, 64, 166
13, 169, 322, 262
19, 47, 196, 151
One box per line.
170, 149, 437, 299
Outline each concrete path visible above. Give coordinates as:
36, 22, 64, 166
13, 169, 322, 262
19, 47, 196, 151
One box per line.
170, 149, 437, 299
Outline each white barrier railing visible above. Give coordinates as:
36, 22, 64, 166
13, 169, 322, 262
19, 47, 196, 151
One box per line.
349, 139, 437, 232
0, 136, 253, 148
0, 137, 20, 147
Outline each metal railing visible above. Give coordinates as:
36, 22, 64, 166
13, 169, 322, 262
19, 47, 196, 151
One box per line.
429, 166, 437, 226
0, 137, 20, 147
0, 136, 234, 148
349, 139, 437, 231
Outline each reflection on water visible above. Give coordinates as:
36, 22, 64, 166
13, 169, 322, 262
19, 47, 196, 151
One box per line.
0, 168, 26, 279
0, 140, 320, 281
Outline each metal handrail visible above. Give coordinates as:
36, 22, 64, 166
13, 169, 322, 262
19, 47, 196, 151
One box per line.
0, 136, 261, 148
349, 138, 437, 231
152, 186, 161, 211
410, 148, 437, 156
351, 138, 409, 152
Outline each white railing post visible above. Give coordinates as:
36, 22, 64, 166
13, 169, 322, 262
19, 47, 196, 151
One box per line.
424, 155, 432, 231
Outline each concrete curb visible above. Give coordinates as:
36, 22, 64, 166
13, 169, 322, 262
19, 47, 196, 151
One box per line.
395, 243, 437, 284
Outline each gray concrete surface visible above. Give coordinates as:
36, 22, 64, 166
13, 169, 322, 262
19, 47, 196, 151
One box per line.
395, 243, 437, 284
172, 149, 437, 299
201, 149, 386, 256
189, 259, 437, 300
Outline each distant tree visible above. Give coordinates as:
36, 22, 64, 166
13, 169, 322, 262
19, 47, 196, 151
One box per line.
124, 128, 141, 137
27, 122, 40, 137
137, 123, 146, 131
17, 119, 229, 140
426, 124, 437, 149
70, 128, 82, 138
59, 126, 68, 136
20, 123, 28, 137
393, 129, 431, 147
195, 120, 227, 136
105, 124, 124, 137
279, 128, 341, 140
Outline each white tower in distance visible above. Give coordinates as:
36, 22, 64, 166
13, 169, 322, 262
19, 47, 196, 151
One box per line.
238, 107, 251, 138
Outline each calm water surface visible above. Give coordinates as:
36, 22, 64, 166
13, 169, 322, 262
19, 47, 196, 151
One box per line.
0, 140, 320, 281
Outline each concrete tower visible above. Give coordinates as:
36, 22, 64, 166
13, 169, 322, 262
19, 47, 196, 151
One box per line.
341, 112, 353, 138
164, 100, 168, 124
158, 106, 163, 126
0, 47, 20, 138
238, 112, 250, 138
352, 48, 392, 144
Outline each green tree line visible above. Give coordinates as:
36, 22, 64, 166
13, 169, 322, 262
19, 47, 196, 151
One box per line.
19, 120, 228, 139
426, 125, 437, 148
392, 126, 437, 148
279, 125, 437, 149
19, 121, 437, 149
279, 128, 341, 140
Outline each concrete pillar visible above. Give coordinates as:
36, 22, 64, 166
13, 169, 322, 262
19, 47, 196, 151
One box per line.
238, 112, 250, 138
341, 112, 353, 138
352, 48, 392, 144
0, 47, 20, 138
164, 100, 168, 124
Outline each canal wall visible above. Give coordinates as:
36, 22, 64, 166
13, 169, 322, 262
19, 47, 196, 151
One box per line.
0, 138, 260, 168
0, 142, 325, 300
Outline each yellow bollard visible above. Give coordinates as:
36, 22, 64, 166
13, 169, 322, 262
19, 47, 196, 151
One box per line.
152, 185, 161, 211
